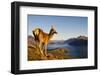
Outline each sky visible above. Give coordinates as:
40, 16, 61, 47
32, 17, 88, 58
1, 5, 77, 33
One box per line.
28, 15, 88, 40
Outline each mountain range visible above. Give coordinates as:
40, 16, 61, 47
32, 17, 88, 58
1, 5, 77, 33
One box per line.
28, 35, 88, 46
64, 36, 87, 46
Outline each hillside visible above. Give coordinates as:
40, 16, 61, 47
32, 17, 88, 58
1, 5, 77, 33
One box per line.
28, 35, 77, 60
28, 44, 76, 61
28, 35, 87, 60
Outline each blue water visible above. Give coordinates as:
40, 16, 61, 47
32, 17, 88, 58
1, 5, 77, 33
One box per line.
47, 43, 88, 58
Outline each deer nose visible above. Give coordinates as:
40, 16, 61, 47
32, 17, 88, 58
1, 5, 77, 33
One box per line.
55, 32, 58, 34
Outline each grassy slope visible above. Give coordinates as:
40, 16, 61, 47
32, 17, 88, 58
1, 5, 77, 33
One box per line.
28, 44, 77, 61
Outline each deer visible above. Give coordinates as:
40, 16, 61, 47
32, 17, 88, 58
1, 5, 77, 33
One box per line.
32, 26, 57, 56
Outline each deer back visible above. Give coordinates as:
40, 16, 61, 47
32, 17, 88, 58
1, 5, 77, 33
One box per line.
33, 28, 49, 44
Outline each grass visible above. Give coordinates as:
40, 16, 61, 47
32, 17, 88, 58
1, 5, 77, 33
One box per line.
28, 44, 78, 61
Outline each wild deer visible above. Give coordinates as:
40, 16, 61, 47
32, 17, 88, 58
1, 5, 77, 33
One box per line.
32, 26, 57, 56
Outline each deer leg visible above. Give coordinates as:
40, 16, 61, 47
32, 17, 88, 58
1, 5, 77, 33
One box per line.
44, 45, 48, 56
42, 43, 45, 53
42, 44, 46, 56
39, 42, 44, 56
36, 41, 39, 51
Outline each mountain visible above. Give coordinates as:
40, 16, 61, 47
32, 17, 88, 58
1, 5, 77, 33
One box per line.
49, 40, 65, 44
28, 36, 64, 44
64, 36, 88, 46
28, 35, 35, 45
77, 36, 88, 40
28, 35, 88, 46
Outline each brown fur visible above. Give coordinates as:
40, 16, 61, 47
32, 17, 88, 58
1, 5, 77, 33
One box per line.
32, 26, 57, 56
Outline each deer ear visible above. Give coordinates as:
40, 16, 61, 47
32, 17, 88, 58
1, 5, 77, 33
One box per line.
51, 25, 54, 29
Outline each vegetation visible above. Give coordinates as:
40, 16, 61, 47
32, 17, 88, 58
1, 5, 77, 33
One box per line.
28, 35, 87, 61
28, 44, 77, 61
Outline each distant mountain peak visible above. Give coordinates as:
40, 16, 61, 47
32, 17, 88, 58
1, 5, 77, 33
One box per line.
77, 36, 88, 40
64, 35, 88, 46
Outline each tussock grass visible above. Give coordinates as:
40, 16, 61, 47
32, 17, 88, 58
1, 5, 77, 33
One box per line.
28, 44, 77, 61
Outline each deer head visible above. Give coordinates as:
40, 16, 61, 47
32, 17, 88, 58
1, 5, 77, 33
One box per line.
49, 26, 58, 35
48, 25, 57, 39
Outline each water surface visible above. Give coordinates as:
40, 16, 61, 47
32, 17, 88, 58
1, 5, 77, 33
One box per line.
48, 43, 88, 58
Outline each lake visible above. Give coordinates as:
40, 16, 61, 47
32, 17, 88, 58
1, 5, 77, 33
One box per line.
48, 43, 88, 58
